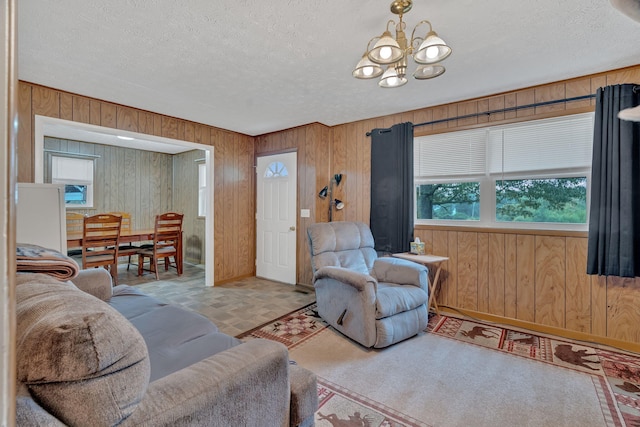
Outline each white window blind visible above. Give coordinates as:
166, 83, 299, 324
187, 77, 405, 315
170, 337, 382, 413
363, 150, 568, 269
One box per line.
488, 113, 594, 174
414, 112, 594, 179
50, 155, 95, 208
414, 128, 487, 179
51, 156, 94, 182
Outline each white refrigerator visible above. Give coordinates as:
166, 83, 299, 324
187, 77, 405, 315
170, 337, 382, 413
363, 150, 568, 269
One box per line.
16, 183, 67, 253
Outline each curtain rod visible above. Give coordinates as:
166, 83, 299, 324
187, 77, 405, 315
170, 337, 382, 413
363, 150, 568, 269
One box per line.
413, 94, 596, 128
366, 94, 596, 136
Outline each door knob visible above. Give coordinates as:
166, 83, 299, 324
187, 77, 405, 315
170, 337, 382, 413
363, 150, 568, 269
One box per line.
289, 226, 296, 231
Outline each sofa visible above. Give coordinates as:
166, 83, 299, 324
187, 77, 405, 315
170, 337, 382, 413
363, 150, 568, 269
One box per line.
15, 268, 318, 426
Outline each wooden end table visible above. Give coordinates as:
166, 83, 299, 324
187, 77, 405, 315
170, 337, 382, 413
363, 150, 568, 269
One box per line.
392, 253, 449, 315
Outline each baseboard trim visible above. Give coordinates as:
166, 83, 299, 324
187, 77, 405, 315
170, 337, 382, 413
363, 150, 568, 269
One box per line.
214, 273, 254, 285
438, 306, 640, 355
295, 283, 314, 293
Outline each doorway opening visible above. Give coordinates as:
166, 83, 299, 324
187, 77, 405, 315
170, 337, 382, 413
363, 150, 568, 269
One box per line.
256, 152, 297, 285
33, 115, 216, 286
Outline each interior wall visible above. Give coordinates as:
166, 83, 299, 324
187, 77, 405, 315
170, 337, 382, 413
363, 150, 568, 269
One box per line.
16, 65, 640, 347
17, 82, 255, 283
255, 123, 331, 285
173, 149, 206, 264
256, 64, 640, 349
44, 137, 173, 228
44, 138, 206, 264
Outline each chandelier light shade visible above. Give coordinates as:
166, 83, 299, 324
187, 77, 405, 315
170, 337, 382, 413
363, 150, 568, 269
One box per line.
353, 0, 451, 88
380, 66, 408, 88
413, 64, 445, 80
368, 31, 404, 64
352, 53, 384, 79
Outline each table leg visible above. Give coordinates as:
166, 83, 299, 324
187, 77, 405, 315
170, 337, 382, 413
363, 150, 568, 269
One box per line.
427, 265, 443, 315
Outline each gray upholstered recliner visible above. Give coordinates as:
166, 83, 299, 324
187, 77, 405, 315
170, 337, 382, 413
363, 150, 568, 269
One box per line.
307, 221, 429, 348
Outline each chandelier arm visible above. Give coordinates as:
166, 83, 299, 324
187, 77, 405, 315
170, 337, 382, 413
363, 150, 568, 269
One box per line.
385, 19, 397, 33
365, 36, 381, 53
410, 20, 433, 44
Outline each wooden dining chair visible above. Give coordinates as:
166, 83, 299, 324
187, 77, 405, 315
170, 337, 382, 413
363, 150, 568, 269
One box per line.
82, 213, 122, 285
65, 211, 85, 257
109, 212, 138, 269
138, 212, 184, 280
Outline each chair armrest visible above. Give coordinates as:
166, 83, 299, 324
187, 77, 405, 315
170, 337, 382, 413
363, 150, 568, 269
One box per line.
123, 339, 291, 427
314, 266, 377, 291
373, 257, 429, 292
71, 268, 113, 301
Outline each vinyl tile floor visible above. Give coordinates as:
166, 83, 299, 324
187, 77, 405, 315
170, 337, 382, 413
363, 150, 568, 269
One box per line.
113, 262, 316, 337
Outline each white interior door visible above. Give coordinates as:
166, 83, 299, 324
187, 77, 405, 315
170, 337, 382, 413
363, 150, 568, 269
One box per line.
256, 152, 297, 284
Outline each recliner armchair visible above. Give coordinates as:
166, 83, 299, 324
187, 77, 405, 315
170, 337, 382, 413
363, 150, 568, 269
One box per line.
307, 221, 429, 348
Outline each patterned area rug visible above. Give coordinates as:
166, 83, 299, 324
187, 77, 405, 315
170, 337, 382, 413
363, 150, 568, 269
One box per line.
238, 303, 640, 427
239, 304, 424, 426
428, 315, 640, 427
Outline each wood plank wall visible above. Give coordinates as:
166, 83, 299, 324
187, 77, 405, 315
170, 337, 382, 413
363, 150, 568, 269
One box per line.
256, 65, 640, 348
17, 65, 640, 347
44, 137, 174, 229
168, 149, 206, 264
17, 82, 255, 283
255, 123, 331, 286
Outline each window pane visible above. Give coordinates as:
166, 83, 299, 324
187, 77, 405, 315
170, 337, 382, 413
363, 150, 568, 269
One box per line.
65, 184, 87, 205
416, 182, 480, 220
496, 177, 587, 223
264, 161, 288, 178
51, 155, 95, 208
198, 163, 206, 217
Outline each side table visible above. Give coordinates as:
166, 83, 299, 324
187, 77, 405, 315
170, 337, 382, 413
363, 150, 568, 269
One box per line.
392, 253, 449, 315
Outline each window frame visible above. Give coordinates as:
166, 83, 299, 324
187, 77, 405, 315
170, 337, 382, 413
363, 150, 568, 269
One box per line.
414, 177, 483, 225
48, 153, 96, 209
198, 161, 206, 218
414, 113, 593, 231
488, 169, 591, 231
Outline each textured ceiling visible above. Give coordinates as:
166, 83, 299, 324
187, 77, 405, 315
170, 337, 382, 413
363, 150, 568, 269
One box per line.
17, 0, 640, 137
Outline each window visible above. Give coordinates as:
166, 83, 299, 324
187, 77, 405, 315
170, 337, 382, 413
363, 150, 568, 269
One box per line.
50, 155, 95, 208
417, 182, 480, 220
415, 128, 486, 223
414, 113, 594, 230
198, 162, 207, 217
264, 161, 288, 178
495, 177, 587, 223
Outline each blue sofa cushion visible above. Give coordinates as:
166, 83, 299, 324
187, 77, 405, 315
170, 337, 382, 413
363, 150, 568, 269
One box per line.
110, 285, 241, 382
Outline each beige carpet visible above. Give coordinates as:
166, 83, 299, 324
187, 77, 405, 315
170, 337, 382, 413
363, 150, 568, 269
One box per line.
240, 304, 637, 427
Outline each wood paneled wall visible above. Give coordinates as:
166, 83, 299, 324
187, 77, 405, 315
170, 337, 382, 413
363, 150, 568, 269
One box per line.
17, 82, 255, 283
173, 149, 206, 264
256, 65, 640, 348
44, 138, 174, 229
255, 123, 331, 286
411, 227, 634, 341
17, 65, 640, 347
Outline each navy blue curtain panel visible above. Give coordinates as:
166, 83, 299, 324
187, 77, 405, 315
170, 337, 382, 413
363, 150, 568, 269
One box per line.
587, 84, 640, 277
369, 122, 414, 255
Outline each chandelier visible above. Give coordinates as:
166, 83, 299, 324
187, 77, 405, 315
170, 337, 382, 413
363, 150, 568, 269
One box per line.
352, 0, 452, 88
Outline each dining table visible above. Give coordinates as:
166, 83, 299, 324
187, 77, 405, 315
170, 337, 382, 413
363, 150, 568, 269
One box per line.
67, 228, 183, 276
67, 228, 156, 248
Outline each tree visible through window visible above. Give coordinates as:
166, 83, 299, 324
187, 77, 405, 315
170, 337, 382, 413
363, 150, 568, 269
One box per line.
496, 177, 587, 223
416, 182, 480, 220
414, 112, 594, 229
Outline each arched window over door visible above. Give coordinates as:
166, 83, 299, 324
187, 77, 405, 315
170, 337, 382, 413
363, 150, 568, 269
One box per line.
264, 161, 289, 178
